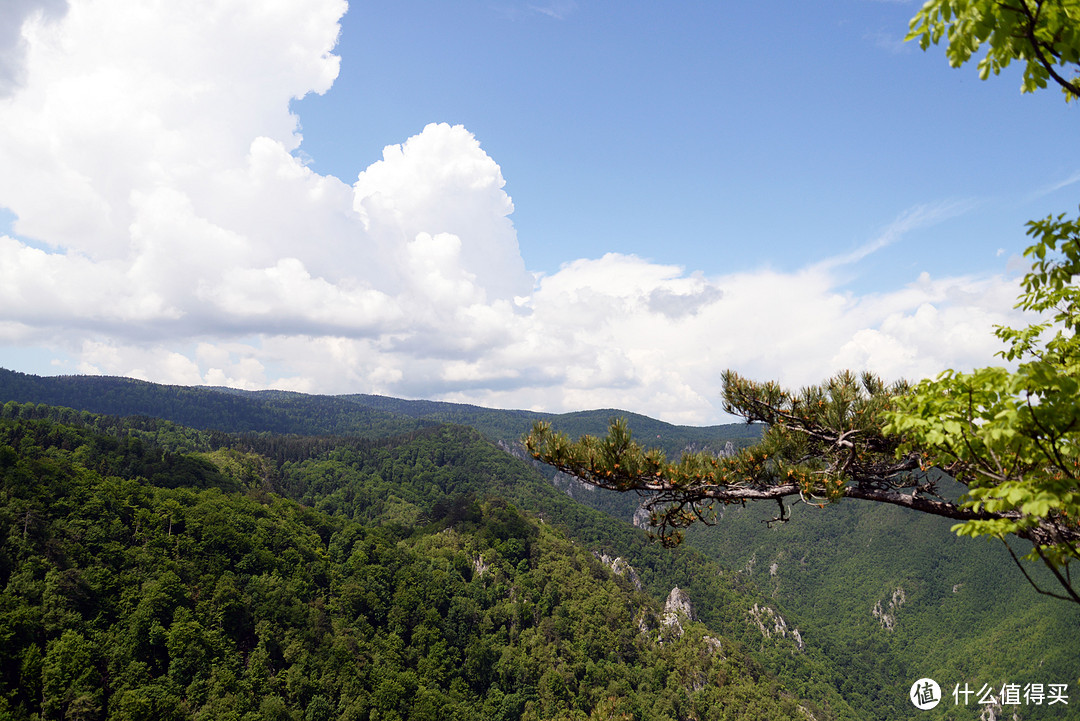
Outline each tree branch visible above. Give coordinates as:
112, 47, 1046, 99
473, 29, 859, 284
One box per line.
1012, 0, 1080, 96
1001, 538, 1080, 603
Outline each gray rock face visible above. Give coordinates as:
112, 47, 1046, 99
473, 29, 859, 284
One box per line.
748, 603, 804, 651
702, 635, 723, 656
596, 552, 644, 592
662, 586, 696, 636
871, 587, 906, 631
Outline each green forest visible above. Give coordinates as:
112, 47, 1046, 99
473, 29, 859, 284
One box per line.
1, 371, 1077, 720
0, 399, 817, 720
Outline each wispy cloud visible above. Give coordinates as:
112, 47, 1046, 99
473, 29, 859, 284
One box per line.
528, 0, 577, 20
815, 198, 980, 271
1028, 170, 1080, 200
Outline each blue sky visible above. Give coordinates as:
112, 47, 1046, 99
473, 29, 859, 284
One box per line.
0, 0, 1077, 423
294, 1, 1077, 284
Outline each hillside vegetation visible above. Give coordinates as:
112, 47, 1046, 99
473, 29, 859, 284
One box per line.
2, 370, 1077, 719
0, 405, 816, 720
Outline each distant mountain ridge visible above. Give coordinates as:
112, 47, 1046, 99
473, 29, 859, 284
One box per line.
0, 367, 759, 457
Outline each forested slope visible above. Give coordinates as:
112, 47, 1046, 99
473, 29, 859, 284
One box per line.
533, 428, 1080, 720
3, 371, 1076, 719
0, 407, 817, 720
681, 491, 1079, 717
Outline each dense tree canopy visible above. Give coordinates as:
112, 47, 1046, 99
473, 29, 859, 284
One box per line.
0, 409, 820, 721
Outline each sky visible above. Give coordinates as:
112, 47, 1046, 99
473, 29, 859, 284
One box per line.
0, 0, 1077, 424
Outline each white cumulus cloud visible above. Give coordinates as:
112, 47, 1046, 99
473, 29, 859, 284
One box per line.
0, 0, 1032, 424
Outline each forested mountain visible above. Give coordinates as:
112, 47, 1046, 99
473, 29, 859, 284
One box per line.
529, 448, 1080, 721
0, 403, 833, 720
0, 369, 425, 438
681, 493, 1078, 704
0, 369, 757, 460
1, 371, 1077, 719
334, 394, 760, 461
